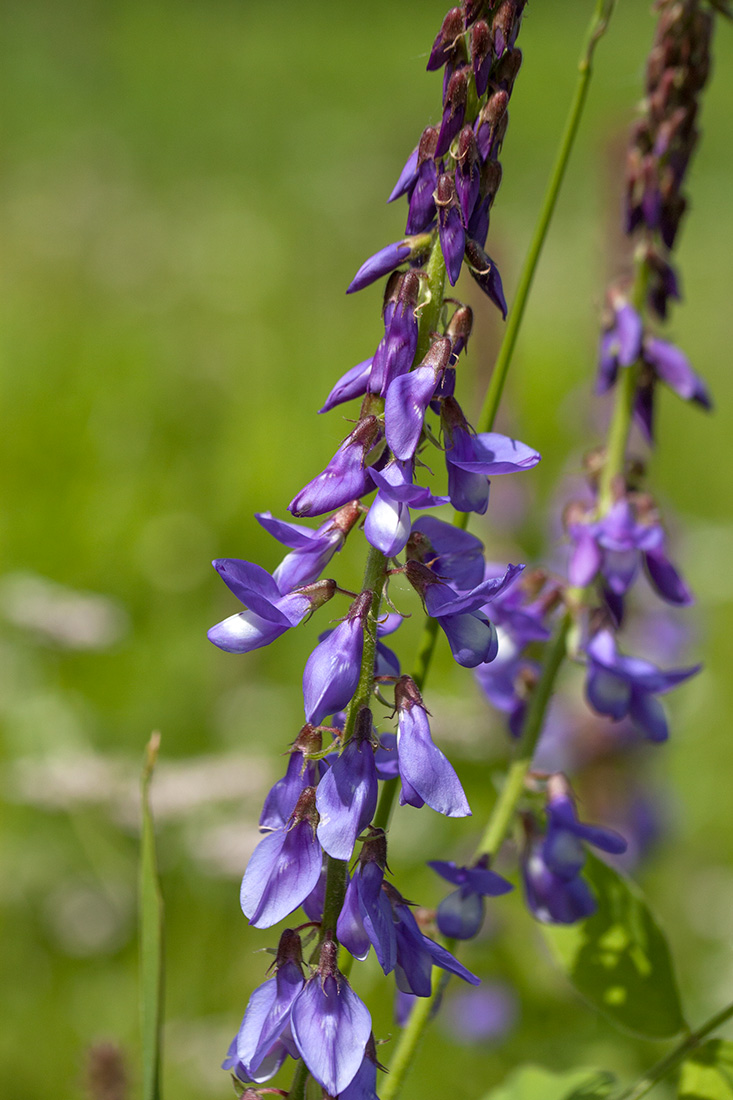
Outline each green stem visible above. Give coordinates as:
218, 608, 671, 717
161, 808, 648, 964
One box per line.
380, 952, 455, 1100
613, 1001, 733, 1100
475, 613, 571, 858
477, 0, 617, 436
415, 241, 447, 366
288, 1058, 310, 1100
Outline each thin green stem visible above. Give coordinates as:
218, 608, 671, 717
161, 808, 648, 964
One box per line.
380, 953, 454, 1100
613, 1001, 733, 1100
288, 1058, 310, 1100
477, 0, 617, 436
415, 242, 447, 366
475, 612, 571, 859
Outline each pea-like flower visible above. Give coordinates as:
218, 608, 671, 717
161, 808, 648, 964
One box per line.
584, 628, 700, 742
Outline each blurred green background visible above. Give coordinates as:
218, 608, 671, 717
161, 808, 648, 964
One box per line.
1, 1, 732, 1097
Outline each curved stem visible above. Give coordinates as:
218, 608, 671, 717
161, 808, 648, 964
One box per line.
477, 0, 617, 436
613, 1001, 733, 1100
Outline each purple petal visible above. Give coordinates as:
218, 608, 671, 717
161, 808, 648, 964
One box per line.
240, 823, 323, 929
388, 146, 419, 203
291, 976, 371, 1096
439, 204, 466, 287
385, 367, 440, 460
397, 704, 470, 817
207, 611, 290, 654
319, 359, 372, 414
347, 241, 412, 294
212, 559, 286, 620
644, 337, 712, 408
303, 618, 364, 726
644, 547, 693, 606
437, 610, 498, 667
316, 738, 378, 860
448, 432, 541, 475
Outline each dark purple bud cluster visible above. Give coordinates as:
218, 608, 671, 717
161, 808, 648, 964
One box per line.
597, 0, 717, 439
350, 0, 528, 310
626, 0, 713, 307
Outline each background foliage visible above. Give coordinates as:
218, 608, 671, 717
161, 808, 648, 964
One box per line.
1, 1, 732, 1097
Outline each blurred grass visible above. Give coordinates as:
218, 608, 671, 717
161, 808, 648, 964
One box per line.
0, 1, 732, 1098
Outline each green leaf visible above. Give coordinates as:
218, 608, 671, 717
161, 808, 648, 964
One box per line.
679, 1040, 733, 1100
140, 732, 164, 1100
480, 1064, 617, 1100
541, 853, 687, 1039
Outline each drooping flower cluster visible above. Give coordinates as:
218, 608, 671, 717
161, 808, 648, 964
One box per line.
208, 3, 539, 1093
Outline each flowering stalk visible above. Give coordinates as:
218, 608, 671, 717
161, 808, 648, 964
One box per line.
383, 0, 721, 1091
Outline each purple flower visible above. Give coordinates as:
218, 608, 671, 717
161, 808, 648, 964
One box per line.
318, 358, 372, 414
207, 559, 336, 654
429, 856, 513, 940
394, 675, 471, 817
441, 398, 540, 514
427, 7, 465, 71
435, 68, 468, 157
290, 940, 372, 1096
347, 236, 431, 294
405, 155, 438, 235
240, 788, 323, 928
408, 515, 486, 591
316, 708, 379, 860
259, 725, 322, 831
567, 496, 693, 608
435, 174, 466, 286
407, 558, 525, 667
441, 984, 518, 1046
337, 829, 397, 974
455, 127, 481, 225
303, 591, 371, 725
464, 239, 507, 317
585, 628, 700, 742
597, 298, 644, 393
384, 337, 451, 460
289, 416, 383, 518
471, 20, 493, 98
234, 929, 304, 1080
522, 777, 627, 925
257, 501, 361, 593
365, 460, 449, 558
367, 271, 420, 396
643, 335, 712, 410
385, 884, 481, 997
